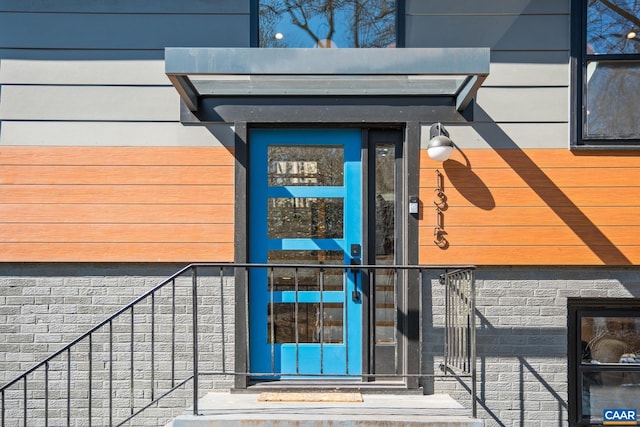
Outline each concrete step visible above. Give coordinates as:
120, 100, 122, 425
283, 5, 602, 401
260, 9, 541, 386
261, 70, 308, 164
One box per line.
171, 392, 484, 427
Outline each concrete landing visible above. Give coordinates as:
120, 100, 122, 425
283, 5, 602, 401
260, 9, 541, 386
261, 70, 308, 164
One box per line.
171, 392, 484, 426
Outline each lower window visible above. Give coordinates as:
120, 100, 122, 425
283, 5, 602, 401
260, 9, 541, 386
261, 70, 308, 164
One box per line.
569, 299, 640, 426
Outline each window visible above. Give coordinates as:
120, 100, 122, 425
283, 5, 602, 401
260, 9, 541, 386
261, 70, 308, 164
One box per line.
568, 299, 640, 426
257, 0, 400, 48
572, 0, 640, 147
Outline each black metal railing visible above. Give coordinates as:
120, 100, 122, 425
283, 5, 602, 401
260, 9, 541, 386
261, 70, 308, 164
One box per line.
441, 268, 477, 417
0, 263, 476, 426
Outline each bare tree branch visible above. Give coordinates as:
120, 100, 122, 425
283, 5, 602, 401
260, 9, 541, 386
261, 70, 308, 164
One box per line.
598, 0, 640, 28
286, 0, 321, 45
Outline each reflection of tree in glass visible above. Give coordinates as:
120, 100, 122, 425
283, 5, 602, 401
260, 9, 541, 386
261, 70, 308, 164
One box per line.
586, 61, 640, 139
375, 146, 395, 257
587, 0, 640, 54
259, 0, 396, 48
268, 145, 343, 186
585, 1, 640, 139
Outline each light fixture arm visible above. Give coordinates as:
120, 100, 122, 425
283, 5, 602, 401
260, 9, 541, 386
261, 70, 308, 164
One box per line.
429, 122, 450, 140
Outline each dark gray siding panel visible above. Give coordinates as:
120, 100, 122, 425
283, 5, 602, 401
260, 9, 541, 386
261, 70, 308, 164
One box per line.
0, 49, 166, 60
0, 13, 249, 49
406, 14, 569, 50
0, 0, 249, 14
406, 0, 569, 14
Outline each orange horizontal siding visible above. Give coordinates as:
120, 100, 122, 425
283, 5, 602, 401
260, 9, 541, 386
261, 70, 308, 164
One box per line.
426, 149, 640, 169
419, 148, 640, 266
0, 146, 235, 166
0, 204, 234, 223
2, 243, 234, 263
425, 206, 640, 227
419, 226, 640, 246
0, 185, 234, 204
2, 165, 233, 185
421, 245, 639, 266
0, 224, 232, 243
420, 167, 640, 188
423, 187, 640, 208
0, 146, 235, 262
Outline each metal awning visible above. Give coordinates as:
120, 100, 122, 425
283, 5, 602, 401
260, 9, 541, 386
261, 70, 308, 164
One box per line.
165, 47, 490, 114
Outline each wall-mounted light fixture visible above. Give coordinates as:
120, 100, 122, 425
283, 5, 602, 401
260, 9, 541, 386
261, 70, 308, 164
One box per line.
427, 123, 454, 162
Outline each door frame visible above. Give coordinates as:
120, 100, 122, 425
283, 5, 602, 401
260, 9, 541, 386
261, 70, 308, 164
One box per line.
234, 122, 422, 389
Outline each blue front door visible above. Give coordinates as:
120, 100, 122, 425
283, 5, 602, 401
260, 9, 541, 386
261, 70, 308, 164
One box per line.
249, 129, 362, 376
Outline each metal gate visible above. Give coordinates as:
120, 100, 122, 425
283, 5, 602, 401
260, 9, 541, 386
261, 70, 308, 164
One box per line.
441, 268, 477, 416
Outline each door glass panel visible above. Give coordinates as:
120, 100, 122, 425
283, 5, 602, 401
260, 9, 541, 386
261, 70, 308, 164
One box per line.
269, 303, 344, 343
268, 198, 344, 238
268, 250, 344, 291
269, 145, 344, 186
375, 269, 396, 343
375, 144, 396, 344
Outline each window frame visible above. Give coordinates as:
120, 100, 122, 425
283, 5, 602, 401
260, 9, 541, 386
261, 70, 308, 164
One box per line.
568, 298, 640, 426
571, 0, 640, 149
251, 0, 405, 48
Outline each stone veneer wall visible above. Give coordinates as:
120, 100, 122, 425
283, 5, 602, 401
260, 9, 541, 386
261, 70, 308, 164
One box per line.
423, 267, 640, 427
0, 263, 236, 426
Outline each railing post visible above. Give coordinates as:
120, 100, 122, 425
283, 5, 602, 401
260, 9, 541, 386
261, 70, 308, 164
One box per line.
191, 266, 199, 416
151, 292, 155, 401
171, 279, 176, 389
470, 270, 477, 418
45, 362, 49, 427
319, 268, 324, 375
294, 267, 300, 375
269, 267, 275, 375
109, 320, 113, 427
67, 348, 71, 426
88, 335, 92, 427
443, 270, 449, 371
23, 377, 27, 424
219, 268, 226, 374
244, 267, 251, 377
130, 307, 135, 416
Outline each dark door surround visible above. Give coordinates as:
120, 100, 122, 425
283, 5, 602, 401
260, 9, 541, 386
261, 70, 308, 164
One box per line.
233, 122, 422, 389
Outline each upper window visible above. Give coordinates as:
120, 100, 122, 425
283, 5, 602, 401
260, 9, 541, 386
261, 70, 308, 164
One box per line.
573, 0, 640, 146
258, 0, 399, 48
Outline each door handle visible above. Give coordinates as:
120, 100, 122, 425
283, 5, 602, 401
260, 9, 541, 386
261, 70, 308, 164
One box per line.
350, 258, 361, 302
350, 257, 361, 273
349, 244, 361, 301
